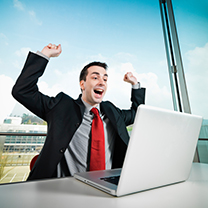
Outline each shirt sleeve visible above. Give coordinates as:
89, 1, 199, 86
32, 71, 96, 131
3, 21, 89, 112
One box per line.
132, 82, 141, 89
36, 51, 50, 61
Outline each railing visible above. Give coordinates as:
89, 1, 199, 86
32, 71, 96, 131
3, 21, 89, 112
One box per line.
0, 132, 47, 136
2, 133, 206, 139
0, 132, 47, 184
198, 138, 208, 141
0, 131, 208, 184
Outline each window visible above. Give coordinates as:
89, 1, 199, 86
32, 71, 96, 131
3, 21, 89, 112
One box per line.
0, 0, 207, 185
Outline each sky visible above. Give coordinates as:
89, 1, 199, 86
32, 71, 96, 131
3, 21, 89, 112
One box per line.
0, 0, 208, 123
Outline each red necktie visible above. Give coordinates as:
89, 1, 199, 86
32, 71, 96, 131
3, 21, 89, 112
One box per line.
90, 108, 105, 171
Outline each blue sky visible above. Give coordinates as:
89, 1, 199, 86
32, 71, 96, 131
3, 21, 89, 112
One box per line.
0, 0, 208, 123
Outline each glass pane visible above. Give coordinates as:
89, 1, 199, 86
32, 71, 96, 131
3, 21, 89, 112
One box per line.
0, 119, 46, 184
1, 0, 208, 185
172, 1, 208, 118
198, 119, 208, 163
198, 141, 208, 164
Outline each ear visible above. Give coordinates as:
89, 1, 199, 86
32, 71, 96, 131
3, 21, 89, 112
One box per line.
80, 80, 85, 91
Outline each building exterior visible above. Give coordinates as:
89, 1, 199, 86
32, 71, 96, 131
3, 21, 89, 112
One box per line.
0, 117, 46, 167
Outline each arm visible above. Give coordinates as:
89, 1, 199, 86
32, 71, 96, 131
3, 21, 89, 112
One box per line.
120, 72, 146, 126
12, 44, 62, 120
41, 43, 62, 58
123, 72, 138, 86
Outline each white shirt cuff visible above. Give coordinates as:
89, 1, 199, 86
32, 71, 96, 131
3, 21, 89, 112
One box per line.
132, 82, 140, 89
36, 51, 50, 61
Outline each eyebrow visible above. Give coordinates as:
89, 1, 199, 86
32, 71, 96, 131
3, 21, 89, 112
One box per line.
91, 72, 108, 77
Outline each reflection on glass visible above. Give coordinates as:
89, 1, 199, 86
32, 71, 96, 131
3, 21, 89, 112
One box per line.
1, 0, 208, 185
198, 141, 208, 164
198, 119, 208, 163
0, 117, 46, 184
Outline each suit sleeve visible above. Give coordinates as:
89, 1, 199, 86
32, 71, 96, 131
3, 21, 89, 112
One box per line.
12, 52, 63, 121
120, 87, 146, 126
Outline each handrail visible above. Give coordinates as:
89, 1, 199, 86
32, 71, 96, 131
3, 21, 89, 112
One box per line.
0, 132, 207, 140
198, 138, 208, 141
0, 132, 47, 136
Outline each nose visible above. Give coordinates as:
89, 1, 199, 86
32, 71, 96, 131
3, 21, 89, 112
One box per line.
98, 77, 105, 85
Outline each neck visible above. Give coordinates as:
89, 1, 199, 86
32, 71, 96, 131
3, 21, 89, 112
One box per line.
81, 97, 99, 108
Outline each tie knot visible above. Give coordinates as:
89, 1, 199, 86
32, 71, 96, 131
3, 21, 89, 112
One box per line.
91, 107, 99, 116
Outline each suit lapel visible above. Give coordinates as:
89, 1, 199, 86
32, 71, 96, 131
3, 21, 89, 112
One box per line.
75, 94, 85, 117
100, 102, 117, 128
74, 98, 129, 145
100, 102, 129, 145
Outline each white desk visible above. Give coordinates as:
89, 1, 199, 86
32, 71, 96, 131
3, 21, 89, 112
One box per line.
0, 163, 208, 208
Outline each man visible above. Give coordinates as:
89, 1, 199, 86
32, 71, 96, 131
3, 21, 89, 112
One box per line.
12, 43, 146, 181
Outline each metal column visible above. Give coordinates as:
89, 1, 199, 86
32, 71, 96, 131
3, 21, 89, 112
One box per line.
159, 0, 191, 113
159, 0, 199, 162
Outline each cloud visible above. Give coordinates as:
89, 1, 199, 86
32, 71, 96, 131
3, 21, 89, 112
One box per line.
38, 68, 81, 98
138, 72, 171, 108
38, 64, 172, 111
38, 81, 64, 97
28, 10, 42, 26
0, 33, 9, 45
15, 47, 31, 57
3, 56, 172, 120
102, 62, 172, 110
13, 47, 31, 69
186, 43, 208, 75
62, 57, 172, 110
113, 52, 137, 63
185, 42, 208, 118
6, 48, 172, 119
0, 75, 16, 124
120, 62, 136, 73
13, 1, 42, 26
13, 0, 24, 11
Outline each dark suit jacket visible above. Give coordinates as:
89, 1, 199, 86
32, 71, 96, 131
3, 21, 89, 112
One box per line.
12, 52, 146, 181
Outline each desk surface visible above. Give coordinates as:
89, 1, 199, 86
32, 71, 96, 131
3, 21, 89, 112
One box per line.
0, 163, 208, 208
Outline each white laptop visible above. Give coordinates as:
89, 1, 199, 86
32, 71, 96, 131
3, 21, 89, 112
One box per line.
74, 105, 202, 197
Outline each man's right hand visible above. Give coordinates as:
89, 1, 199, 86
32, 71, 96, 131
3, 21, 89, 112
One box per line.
41, 43, 62, 58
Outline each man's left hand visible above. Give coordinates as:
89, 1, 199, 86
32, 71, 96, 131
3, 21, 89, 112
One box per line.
123, 72, 138, 85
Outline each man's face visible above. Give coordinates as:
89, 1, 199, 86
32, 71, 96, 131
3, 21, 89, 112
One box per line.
80, 65, 108, 106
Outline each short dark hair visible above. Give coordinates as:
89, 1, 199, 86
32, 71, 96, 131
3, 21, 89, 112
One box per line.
79, 61, 108, 82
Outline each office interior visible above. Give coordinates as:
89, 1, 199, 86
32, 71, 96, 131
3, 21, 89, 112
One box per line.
0, 0, 207, 207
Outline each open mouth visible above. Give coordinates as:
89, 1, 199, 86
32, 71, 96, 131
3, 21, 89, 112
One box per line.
94, 89, 104, 96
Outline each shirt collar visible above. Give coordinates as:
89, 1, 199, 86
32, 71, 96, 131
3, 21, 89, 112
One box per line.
81, 98, 101, 114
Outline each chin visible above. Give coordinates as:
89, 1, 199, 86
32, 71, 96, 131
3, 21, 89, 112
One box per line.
94, 99, 102, 104
92, 95, 104, 104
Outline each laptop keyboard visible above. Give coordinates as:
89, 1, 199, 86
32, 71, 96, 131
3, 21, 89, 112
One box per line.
100, 176, 120, 185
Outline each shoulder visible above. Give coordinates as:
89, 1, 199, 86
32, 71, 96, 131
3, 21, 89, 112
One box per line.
45, 92, 74, 108
101, 100, 117, 108
54, 92, 75, 103
51, 92, 84, 108
101, 100, 121, 115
